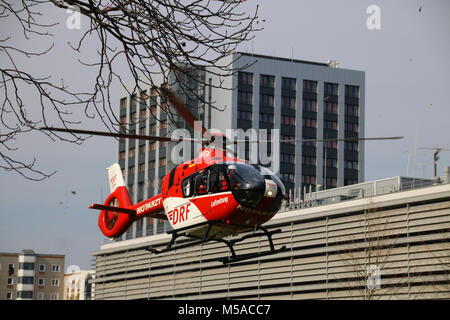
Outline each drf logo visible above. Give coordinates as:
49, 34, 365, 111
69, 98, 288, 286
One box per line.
366, 5, 381, 30
168, 203, 191, 225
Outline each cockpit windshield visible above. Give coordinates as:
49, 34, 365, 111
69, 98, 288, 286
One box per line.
226, 164, 264, 190
226, 163, 265, 208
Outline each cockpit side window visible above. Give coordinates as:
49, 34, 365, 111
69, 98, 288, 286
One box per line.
182, 176, 194, 198
212, 169, 229, 193
195, 170, 209, 195
181, 165, 231, 197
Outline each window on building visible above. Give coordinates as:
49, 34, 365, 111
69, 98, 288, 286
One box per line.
282, 77, 296, 91
324, 102, 338, 114
38, 278, 45, 286
18, 277, 34, 284
303, 99, 317, 112
17, 291, 33, 299
150, 105, 157, 117
52, 265, 60, 272
324, 158, 337, 168
50, 293, 59, 300
139, 163, 145, 173
326, 177, 337, 187
345, 104, 359, 116
130, 112, 137, 124
302, 156, 316, 166
260, 94, 274, 107
302, 175, 316, 185
139, 109, 146, 122
345, 179, 358, 186
237, 110, 252, 121
280, 172, 295, 183
160, 158, 166, 167
238, 72, 253, 86
120, 115, 127, 128
19, 262, 35, 270
281, 96, 296, 109
303, 80, 317, 93
324, 82, 339, 96
120, 97, 127, 112
150, 142, 156, 151
345, 122, 359, 133
280, 153, 295, 164
260, 74, 275, 88
281, 135, 295, 144
140, 90, 147, 104
139, 127, 147, 135
259, 112, 274, 124
324, 120, 338, 130
345, 85, 359, 98
324, 140, 338, 149
129, 148, 136, 158
129, 166, 135, 175
344, 160, 359, 170
281, 115, 296, 126
302, 136, 316, 147
38, 264, 45, 272
302, 118, 316, 128
345, 141, 359, 151
238, 91, 252, 104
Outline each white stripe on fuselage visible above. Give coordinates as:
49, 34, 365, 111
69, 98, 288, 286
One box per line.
163, 192, 232, 230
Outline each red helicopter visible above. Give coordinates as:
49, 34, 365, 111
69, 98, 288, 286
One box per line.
42, 87, 403, 264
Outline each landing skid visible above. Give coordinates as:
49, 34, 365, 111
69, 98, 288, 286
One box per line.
145, 221, 287, 264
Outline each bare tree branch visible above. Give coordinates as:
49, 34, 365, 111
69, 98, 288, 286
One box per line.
0, 0, 262, 179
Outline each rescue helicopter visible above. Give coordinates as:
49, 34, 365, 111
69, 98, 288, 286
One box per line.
42, 86, 403, 264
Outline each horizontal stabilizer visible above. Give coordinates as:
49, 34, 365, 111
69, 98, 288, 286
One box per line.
89, 204, 136, 215
89, 203, 167, 220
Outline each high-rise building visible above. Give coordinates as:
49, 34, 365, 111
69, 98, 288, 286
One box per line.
115, 52, 365, 240
0, 249, 65, 300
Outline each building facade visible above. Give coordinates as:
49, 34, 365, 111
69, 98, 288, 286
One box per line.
63, 270, 95, 300
92, 175, 450, 300
114, 52, 365, 241
0, 250, 65, 300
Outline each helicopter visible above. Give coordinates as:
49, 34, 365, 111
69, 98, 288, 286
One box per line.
42, 86, 403, 264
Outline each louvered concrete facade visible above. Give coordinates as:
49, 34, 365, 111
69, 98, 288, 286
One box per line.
91, 182, 450, 300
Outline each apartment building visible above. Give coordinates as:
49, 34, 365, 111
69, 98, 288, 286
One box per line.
0, 249, 65, 300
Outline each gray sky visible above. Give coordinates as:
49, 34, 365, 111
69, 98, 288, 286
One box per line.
1, 0, 449, 269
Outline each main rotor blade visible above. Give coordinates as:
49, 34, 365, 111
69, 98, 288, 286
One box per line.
40, 127, 205, 143
227, 136, 404, 145
159, 86, 213, 141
